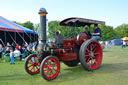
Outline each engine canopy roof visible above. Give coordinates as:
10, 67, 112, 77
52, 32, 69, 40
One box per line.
60, 17, 105, 27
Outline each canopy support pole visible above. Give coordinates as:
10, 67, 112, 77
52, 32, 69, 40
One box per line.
15, 32, 16, 44
30, 33, 31, 43
4, 31, 7, 45
7, 32, 17, 45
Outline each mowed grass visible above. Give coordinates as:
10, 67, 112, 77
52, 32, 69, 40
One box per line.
0, 46, 128, 85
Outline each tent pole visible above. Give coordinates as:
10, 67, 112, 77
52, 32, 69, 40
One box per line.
30, 33, 31, 43
34, 34, 35, 42
15, 32, 16, 44
4, 31, 7, 45
23, 33, 25, 43
24, 32, 32, 43
7, 32, 17, 45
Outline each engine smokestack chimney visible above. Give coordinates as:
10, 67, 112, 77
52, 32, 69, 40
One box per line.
39, 8, 48, 44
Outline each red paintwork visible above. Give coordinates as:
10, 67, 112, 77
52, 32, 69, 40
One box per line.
52, 48, 73, 54
77, 32, 89, 45
50, 33, 89, 61
42, 57, 60, 80
52, 48, 77, 61
59, 53, 77, 61
63, 39, 76, 48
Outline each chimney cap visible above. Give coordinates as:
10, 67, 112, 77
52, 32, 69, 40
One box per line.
39, 8, 47, 13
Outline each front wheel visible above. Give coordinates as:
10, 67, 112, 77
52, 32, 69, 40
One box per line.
24, 54, 40, 75
79, 39, 102, 71
40, 56, 60, 81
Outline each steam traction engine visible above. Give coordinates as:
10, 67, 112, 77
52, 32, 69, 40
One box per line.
24, 8, 105, 81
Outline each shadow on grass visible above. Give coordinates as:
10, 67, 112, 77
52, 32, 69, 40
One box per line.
53, 62, 128, 82
99, 62, 128, 73
52, 64, 94, 82
1, 62, 128, 82
0, 74, 28, 81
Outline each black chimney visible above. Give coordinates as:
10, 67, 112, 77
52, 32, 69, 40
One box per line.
39, 8, 48, 44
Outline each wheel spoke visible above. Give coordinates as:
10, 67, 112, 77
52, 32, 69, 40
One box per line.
27, 62, 32, 64
90, 57, 94, 60
51, 62, 56, 67
92, 48, 96, 53
91, 44, 96, 51
46, 70, 50, 76
52, 68, 57, 72
30, 66, 34, 71
86, 57, 90, 62
35, 66, 39, 70
44, 63, 48, 68
86, 47, 90, 52
94, 52, 99, 55
48, 60, 52, 65
28, 64, 33, 68
85, 54, 89, 57
37, 63, 40, 67
49, 70, 53, 76
33, 67, 35, 72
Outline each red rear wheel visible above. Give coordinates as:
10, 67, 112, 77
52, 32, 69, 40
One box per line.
40, 56, 60, 81
79, 39, 102, 71
24, 54, 40, 75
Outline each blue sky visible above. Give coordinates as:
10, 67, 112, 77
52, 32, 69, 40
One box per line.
0, 0, 128, 27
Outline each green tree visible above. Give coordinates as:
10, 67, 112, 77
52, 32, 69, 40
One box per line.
48, 21, 82, 38
34, 23, 40, 33
13, 21, 22, 25
115, 24, 128, 38
22, 21, 34, 30
13, 21, 34, 30
48, 21, 60, 38
99, 25, 119, 41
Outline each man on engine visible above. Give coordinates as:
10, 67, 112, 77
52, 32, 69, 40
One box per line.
91, 24, 102, 40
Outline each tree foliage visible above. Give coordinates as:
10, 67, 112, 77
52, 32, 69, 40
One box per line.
13, 21, 34, 30
21, 21, 34, 30
115, 24, 128, 38
99, 25, 119, 41
48, 20, 120, 41
48, 21, 86, 39
14, 20, 128, 41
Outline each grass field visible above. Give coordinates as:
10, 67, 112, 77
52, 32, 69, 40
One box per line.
0, 46, 128, 85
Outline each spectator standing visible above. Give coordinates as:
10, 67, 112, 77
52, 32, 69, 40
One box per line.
19, 46, 23, 61
121, 40, 123, 49
123, 41, 126, 47
0, 44, 4, 61
10, 50, 15, 64
5, 45, 11, 55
